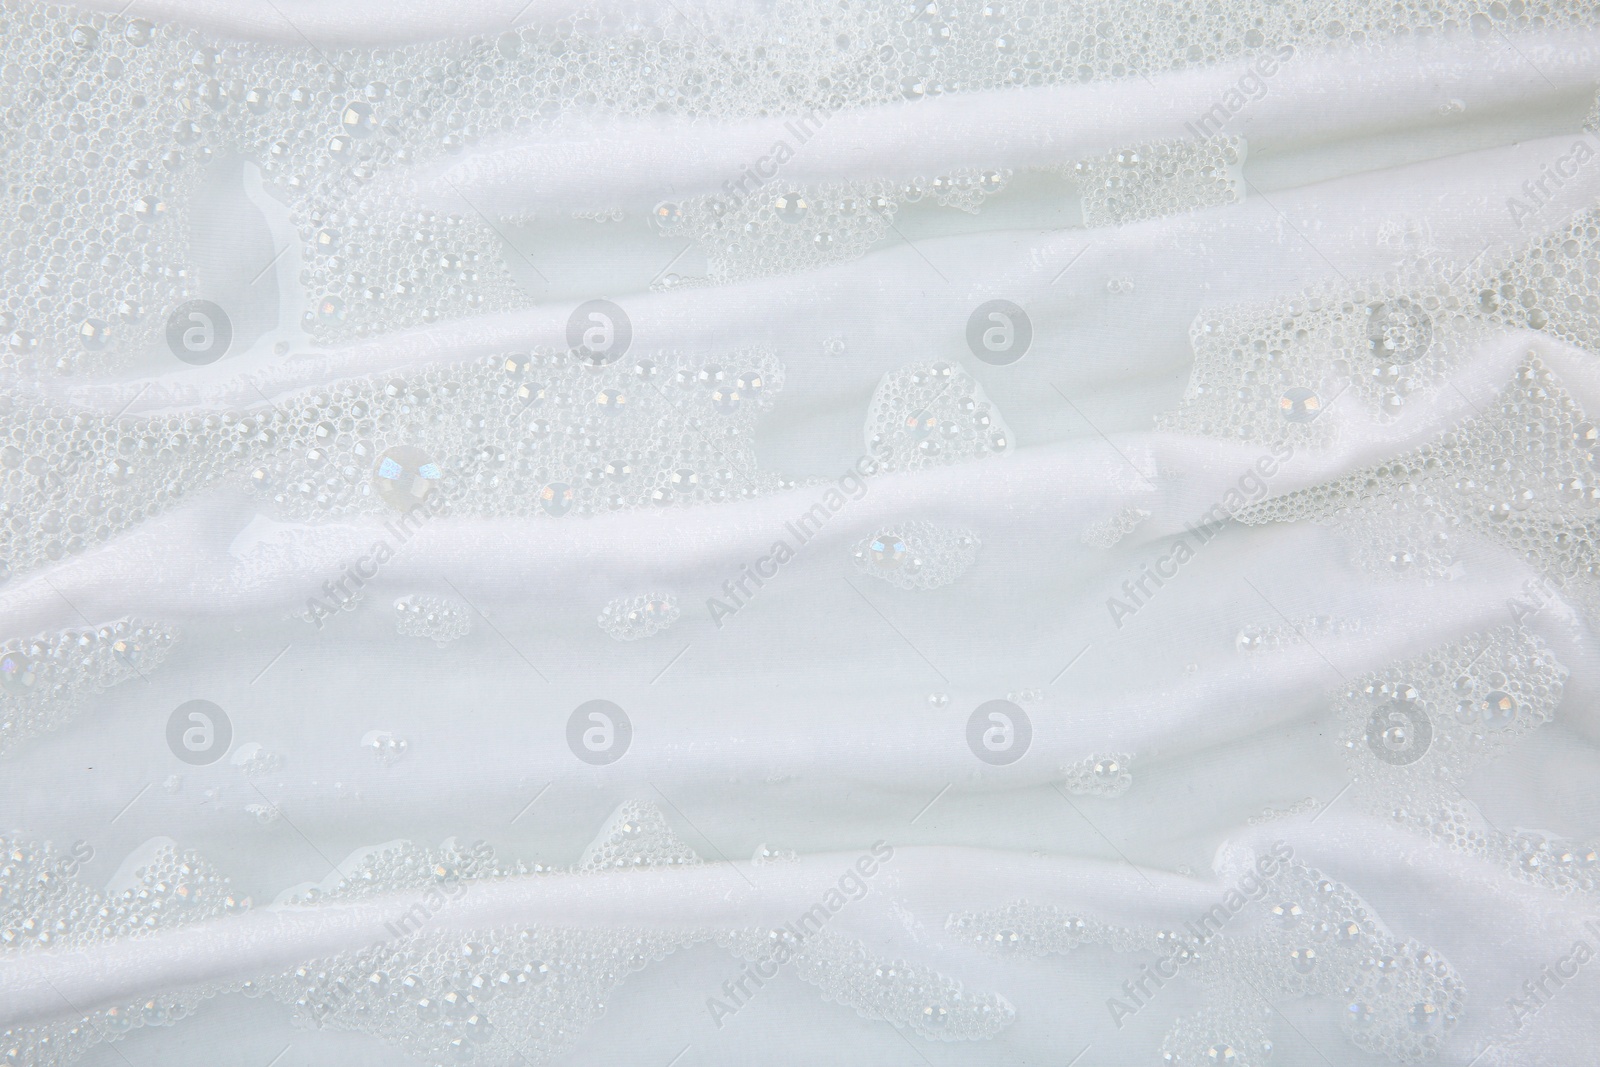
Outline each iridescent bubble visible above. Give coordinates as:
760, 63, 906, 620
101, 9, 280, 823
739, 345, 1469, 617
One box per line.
867, 531, 907, 567
1408, 1002, 1439, 1031
0, 651, 38, 695
539, 481, 574, 516
516, 380, 546, 407
652, 202, 683, 229
1480, 690, 1516, 729
77, 318, 111, 351
710, 383, 741, 412
340, 101, 376, 138
372, 445, 442, 510
774, 192, 808, 222
1367, 299, 1433, 363
1279, 387, 1322, 422
904, 410, 939, 438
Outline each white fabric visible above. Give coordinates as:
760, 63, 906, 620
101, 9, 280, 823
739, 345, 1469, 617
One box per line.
2, 4, 1600, 1067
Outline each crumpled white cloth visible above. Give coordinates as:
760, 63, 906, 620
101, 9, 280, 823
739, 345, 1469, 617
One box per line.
2, 3, 1600, 1067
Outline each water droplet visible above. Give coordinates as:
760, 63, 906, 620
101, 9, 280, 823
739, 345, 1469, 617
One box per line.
362, 730, 409, 766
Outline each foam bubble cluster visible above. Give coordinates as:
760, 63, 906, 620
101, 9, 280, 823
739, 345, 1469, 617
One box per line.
1236, 614, 1365, 653
1161, 204, 1600, 451
653, 171, 1009, 288
865, 361, 1011, 471
718, 926, 1015, 1041
1, 837, 247, 954
13, 0, 1597, 370
597, 592, 679, 641
1082, 504, 1151, 548
577, 800, 703, 871
852, 520, 980, 590
952, 855, 1466, 1064
1059, 753, 1135, 798
1235, 357, 1600, 619
1071, 136, 1244, 226
394, 594, 472, 645
1330, 626, 1600, 893
0, 347, 784, 583
2, 801, 1021, 1065
0, 617, 176, 755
